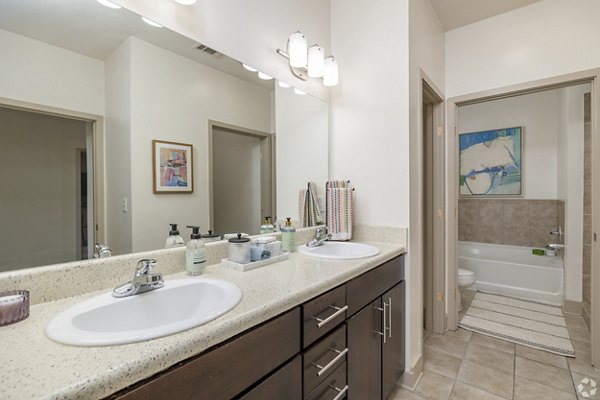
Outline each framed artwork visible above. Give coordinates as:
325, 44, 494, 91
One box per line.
459, 127, 522, 197
152, 140, 193, 194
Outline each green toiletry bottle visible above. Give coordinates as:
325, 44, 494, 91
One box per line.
281, 217, 296, 252
186, 226, 206, 275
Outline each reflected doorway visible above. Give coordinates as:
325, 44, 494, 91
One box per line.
209, 121, 274, 235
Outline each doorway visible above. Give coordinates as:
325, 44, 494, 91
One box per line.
209, 121, 274, 235
421, 79, 446, 337
447, 69, 600, 366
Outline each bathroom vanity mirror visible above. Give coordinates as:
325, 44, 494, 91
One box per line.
0, 0, 329, 272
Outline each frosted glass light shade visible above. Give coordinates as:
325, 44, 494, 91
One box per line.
294, 88, 306, 95
242, 63, 258, 72
174, 0, 197, 4
278, 81, 291, 88
288, 32, 307, 68
258, 71, 273, 80
307, 45, 324, 78
96, 0, 121, 9
142, 17, 163, 27
323, 56, 339, 87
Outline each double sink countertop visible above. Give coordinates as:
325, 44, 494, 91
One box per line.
0, 240, 405, 400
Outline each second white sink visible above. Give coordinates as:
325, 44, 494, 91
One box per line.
46, 278, 242, 346
297, 241, 380, 260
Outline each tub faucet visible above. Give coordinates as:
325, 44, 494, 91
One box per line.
112, 259, 164, 298
306, 227, 331, 247
546, 243, 564, 251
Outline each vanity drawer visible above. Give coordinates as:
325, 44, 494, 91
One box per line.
303, 324, 347, 395
303, 285, 347, 347
346, 255, 404, 316
239, 355, 302, 400
113, 308, 301, 400
304, 362, 348, 400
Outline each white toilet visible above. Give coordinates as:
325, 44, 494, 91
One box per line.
458, 268, 476, 311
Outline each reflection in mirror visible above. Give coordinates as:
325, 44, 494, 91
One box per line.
0, 0, 329, 272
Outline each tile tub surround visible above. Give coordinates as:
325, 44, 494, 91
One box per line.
0, 227, 406, 399
458, 199, 564, 248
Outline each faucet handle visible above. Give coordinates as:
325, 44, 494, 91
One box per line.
135, 259, 158, 277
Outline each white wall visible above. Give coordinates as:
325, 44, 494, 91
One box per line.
112, 0, 330, 100
0, 28, 105, 115
127, 37, 272, 252
275, 85, 329, 222
557, 84, 589, 303
407, 0, 446, 377
458, 90, 560, 199
105, 38, 133, 255
0, 107, 86, 271
446, 0, 600, 98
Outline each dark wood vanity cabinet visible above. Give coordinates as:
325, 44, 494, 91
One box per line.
110, 254, 405, 400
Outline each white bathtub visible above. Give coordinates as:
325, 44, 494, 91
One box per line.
459, 241, 564, 304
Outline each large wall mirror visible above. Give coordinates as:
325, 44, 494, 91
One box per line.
0, 0, 329, 272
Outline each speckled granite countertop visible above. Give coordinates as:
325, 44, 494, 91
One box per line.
0, 242, 405, 400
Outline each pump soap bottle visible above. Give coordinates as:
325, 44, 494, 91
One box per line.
281, 217, 296, 252
260, 217, 275, 234
165, 223, 185, 249
186, 226, 206, 275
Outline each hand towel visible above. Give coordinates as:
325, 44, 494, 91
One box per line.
326, 180, 354, 241
299, 182, 324, 227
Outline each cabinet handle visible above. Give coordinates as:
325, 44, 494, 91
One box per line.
329, 384, 349, 400
378, 302, 388, 344
312, 305, 348, 328
312, 347, 349, 377
388, 296, 392, 339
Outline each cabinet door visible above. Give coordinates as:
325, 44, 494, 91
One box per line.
382, 281, 405, 399
347, 298, 382, 400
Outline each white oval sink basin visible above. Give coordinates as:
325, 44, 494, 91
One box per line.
46, 278, 241, 347
297, 242, 380, 260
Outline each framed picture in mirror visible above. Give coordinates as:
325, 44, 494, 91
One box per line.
152, 140, 194, 194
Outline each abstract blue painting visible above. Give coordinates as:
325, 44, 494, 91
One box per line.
459, 127, 522, 196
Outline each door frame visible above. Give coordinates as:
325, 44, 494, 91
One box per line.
446, 69, 600, 359
0, 96, 106, 247
207, 120, 275, 230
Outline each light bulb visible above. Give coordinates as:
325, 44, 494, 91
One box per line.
307, 45, 324, 78
174, 0, 197, 4
294, 88, 306, 95
323, 56, 339, 87
142, 17, 163, 28
278, 81, 291, 88
258, 71, 273, 80
96, 0, 121, 9
242, 63, 258, 72
288, 32, 307, 68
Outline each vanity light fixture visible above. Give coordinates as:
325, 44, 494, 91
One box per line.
142, 16, 163, 28
174, 0, 197, 4
276, 31, 339, 87
257, 71, 273, 81
242, 63, 258, 72
96, 0, 121, 9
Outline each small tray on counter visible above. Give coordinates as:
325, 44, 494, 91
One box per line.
221, 253, 290, 272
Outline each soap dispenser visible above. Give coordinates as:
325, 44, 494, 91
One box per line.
260, 216, 275, 234
186, 226, 206, 275
165, 223, 185, 249
280, 217, 296, 252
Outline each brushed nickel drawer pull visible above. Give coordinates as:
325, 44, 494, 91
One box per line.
388, 296, 392, 339
312, 305, 349, 328
329, 384, 349, 400
312, 347, 349, 376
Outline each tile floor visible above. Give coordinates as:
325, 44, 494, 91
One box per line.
390, 290, 598, 400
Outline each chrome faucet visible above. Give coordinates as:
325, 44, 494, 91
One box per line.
94, 243, 112, 258
112, 259, 164, 298
306, 227, 332, 247
546, 243, 564, 251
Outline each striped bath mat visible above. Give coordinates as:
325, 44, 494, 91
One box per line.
460, 291, 575, 357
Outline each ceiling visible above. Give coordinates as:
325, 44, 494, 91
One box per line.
429, 0, 543, 31
0, 0, 273, 89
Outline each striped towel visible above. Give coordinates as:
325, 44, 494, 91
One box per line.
299, 182, 323, 227
327, 180, 354, 241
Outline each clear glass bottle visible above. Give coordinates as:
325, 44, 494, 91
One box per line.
186, 226, 206, 275
165, 223, 185, 248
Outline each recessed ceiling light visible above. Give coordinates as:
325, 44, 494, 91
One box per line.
294, 88, 306, 95
242, 63, 258, 72
174, 0, 197, 4
96, 0, 121, 9
142, 16, 163, 28
258, 72, 273, 80
278, 81, 291, 88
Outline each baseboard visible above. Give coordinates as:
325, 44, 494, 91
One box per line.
563, 300, 582, 315
398, 353, 424, 391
